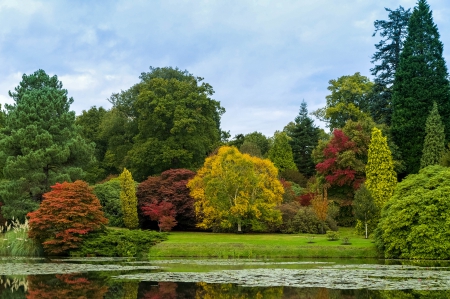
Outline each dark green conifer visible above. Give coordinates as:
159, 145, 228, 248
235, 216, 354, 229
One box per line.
420, 102, 445, 169
391, 0, 450, 175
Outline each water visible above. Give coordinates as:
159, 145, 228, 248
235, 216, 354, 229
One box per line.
1, 257, 450, 298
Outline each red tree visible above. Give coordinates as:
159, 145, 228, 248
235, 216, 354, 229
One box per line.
315, 129, 365, 190
137, 169, 196, 230
141, 201, 177, 232
27, 180, 108, 255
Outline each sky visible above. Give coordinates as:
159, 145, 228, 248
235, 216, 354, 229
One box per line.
1, 0, 449, 137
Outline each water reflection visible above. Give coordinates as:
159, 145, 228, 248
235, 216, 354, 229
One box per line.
1, 273, 450, 298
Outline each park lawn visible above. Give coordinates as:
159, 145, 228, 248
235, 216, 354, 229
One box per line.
148, 228, 380, 259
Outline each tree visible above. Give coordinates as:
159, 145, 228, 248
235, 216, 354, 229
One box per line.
0, 70, 94, 219
243, 131, 270, 156
286, 101, 320, 177
93, 178, 124, 227
137, 169, 196, 230
365, 127, 397, 208
119, 168, 139, 229
375, 165, 450, 259
126, 67, 225, 181
140, 201, 177, 232
267, 131, 297, 173
27, 180, 108, 255
421, 102, 446, 168
311, 187, 329, 234
312, 73, 374, 130
391, 0, 450, 176
353, 184, 378, 239
239, 141, 262, 158
370, 6, 411, 125
187, 146, 283, 233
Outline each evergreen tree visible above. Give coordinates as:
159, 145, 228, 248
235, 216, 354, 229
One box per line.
365, 127, 397, 209
421, 102, 445, 168
370, 6, 411, 125
119, 168, 139, 229
287, 101, 320, 177
391, 0, 450, 175
267, 131, 297, 173
0, 70, 94, 219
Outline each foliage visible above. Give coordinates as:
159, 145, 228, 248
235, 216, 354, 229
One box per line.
375, 165, 450, 259
137, 168, 196, 230
421, 102, 446, 169
326, 230, 339, 241
365, 127, 397, 208
27, 180, 108, 255
119, 168, 139, 229
312, 73, 374, 130
243, 131, 270, 156
127, 67, 225, 181
92, 178, 124, 227
286, 101, 320, 176
279, 169, 307, 187
267, 131, 297, 172
0, 218, 43, 256
279, 205, 337, 234
391, 0, 450, 176
0, 70, 94, 219
370, 6, 411, 125
188, 146, 283, 233
71, 228, 168, 257
353, 184, 379, 238
239, 141, 262, 157
141, 201, 177, 232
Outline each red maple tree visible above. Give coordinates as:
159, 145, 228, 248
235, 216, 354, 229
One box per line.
141, 201, 177, 232
137, 169, 196, 230
27, 180, 108, 255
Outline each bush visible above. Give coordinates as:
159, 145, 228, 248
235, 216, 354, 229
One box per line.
72, 229, 168, 257
28, 181, 108, 255
93, 178, 124, 227
375, 165, 450, 259
326, 230, 339, 241
280, 206, 337, 234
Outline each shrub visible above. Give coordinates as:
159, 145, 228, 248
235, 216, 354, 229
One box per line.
375, 165, 450, 259
137, 169, 196, 230
326, 230, 339, 241
280, 169, 307, 187
27, 181, 108, 255
72, 229, 168, 257
281, 206, 336, 234
93, 178, 124, 227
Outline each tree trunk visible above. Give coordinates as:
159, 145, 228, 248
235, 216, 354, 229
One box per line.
365, 222, 368, 239
237, 220, 242, 233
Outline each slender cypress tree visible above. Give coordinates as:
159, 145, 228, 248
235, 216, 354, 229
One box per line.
391, 0, 450, 175
420, 102, 445, 168
119, 168, 139, 229
287, 101, 320, 176
365, 127, 397, 209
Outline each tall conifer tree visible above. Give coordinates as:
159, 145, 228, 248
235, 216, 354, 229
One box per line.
119, 168, 139, 229
287, 101, 320, 177
267, 131, 297, 173
391, 0, 450, 175
420, 102, 445, 168
365, 128, 397, 209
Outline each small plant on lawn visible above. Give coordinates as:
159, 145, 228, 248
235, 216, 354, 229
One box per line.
341, 237, 351, 245
28, 180, 108, 255
0, 218, 42, 257
307, 236, 315, 243
326, 230, 339, 241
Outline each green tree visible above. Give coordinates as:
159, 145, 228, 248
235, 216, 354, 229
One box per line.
375, 165, 450, 259
421, 102, 446, 169
267, 131, 297, 173
0, 70, 94, 219
119, 168, 139, 229
312, 73, 373, 130
353, 184, 378, 239
370, 6, 411, 125
243, 131, 270, 156
286, 101, 320, 177
239, 141, 262, 157
187, 146, 283, 233
93, 178, 124, 227
365, 127, 397, 209
391, 0, 450, 176
127, 67, 225, 181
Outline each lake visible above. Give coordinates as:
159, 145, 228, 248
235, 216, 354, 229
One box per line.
1, 257, 450, 298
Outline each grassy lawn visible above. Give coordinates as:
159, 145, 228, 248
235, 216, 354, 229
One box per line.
149, 228, 379, 259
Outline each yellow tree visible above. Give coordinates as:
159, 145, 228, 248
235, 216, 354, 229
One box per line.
187, 146, 283, 232
365, 127, 397, 208
119, 168, 139, 229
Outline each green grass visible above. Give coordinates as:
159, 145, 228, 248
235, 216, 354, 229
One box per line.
149, 228, 379, 259
0, 219, 43, 257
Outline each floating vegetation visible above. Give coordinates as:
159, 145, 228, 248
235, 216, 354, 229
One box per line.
134, 259, 334, 266
114, 264, 450, 290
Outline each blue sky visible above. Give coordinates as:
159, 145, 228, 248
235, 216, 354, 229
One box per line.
1, 0, 449, 137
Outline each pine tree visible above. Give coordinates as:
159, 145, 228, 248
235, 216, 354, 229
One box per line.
287, 101, 320, 177
267, 131, 297, 173
365, 127, 397, 208
391, 0, 450, 175
119, 168, 139, 229
370, 6, 411, 125
421, 102, 445, 168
